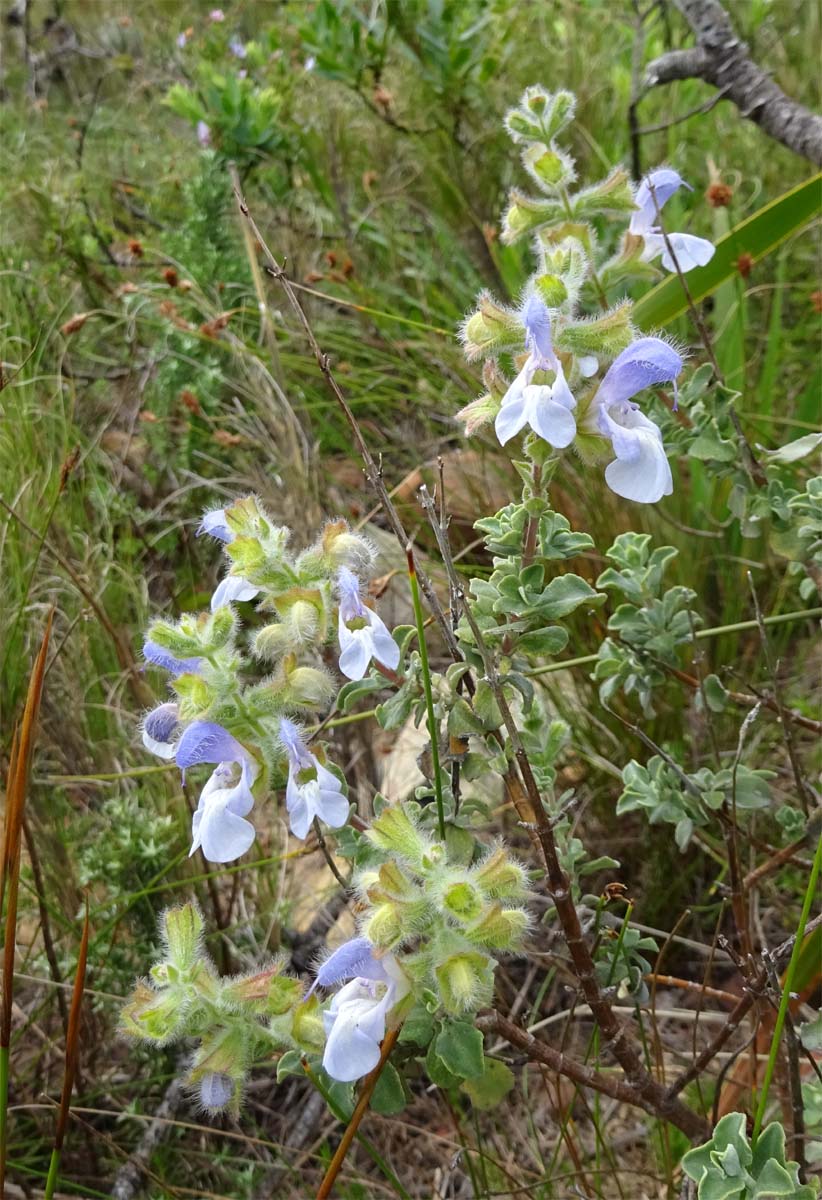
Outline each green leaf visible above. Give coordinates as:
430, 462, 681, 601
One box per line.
434, 1019, 485, 1080
370, 1062, 407, 1114
425, 1035, 460, 1088
537, 574, 603, 619
276, 1049, 304, 1081
633, 174, 822, 329
703, 673, 729, 713
460, 1057, 515, 1110
761, 431, 822, 464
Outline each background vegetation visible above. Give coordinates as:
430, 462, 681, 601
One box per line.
0, 0, 819, 1196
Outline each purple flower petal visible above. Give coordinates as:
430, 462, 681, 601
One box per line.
596, 338, 682, 410
314, 937, 383, 990
143, 641, 203, 677
198, 508, 232, 543
521, 293, 555, 368
176, 721, 247, 770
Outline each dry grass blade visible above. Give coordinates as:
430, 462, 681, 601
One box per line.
0, 609, 54, 1191
44, 896, 90, 1199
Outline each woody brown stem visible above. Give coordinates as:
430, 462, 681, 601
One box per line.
418, 485, 708, 1142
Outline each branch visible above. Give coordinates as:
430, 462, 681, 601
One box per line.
418, 485, 709, 1144
644, 0, 822, 165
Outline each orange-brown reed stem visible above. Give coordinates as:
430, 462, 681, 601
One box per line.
0, 611, 53, 1193
45, 896, 89, 1199
315, 1026, 401, 1200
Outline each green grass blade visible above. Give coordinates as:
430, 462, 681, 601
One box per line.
633, 173, 822, 329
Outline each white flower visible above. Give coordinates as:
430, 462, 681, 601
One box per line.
630, 168, 715, 274
176, 721, 259, 863
322, 949, 410, 1083
494, 293, 576, 448
336, 567, 399, 681
279, 719, 348, 840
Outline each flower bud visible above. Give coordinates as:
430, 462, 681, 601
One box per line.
474, 848, 529, 899
226, 536, 265, 574
146, 619, 201, 656
282, 665, 335, 710
434, 951, 493, 1014
442, 879, 483, 924
367, 805, 430, 867
189, 1028, 247, 1111
455, 393, 500, 437
363, 902, 404, 949
224, 495, 270, 540
163, 903, 203, 972
291, 994, 325, 1052
459, 293, 521, 361
464, 904, 528, 950
286, 598, 322, 645
252, 622, 292, 661
365, 861, 418, 904
120, 981, 184, 1043
173, 671, 213, 717
199, 1071, 234, 1112
205, 605, 236, 648
319, 520, 375, 572
504, 109, 543, 143
223, 966, 302, 1015
501, 191, 561, 245
572, 167, 635, 219
555, 300, 634, 359
534, 273, 568, 309
523, 143, 575, 191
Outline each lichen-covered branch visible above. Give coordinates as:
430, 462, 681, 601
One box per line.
645, 0, 822, 165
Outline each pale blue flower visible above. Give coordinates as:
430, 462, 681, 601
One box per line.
198, 508, 232, 543
630, 168, 715, 273
228, 36, 247, 59
176, 721, 259, 863
197, 121, 211, 148
279, 718, 348, 840
142, 701, 181, 759
199, 1071, 234, 1110
495, 294, 576, 448
176, 30, 188, 49
322, 947, 409, 1083
143, 641, 203, 677
593, 338, 682, 504
337, 567, 399, 681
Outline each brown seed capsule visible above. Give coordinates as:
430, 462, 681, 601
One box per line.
811, 290, 822, 314
706, 182, 733, 208
162, 267, 179, 288
128, 238, 144, 258
736, 252, 753, 279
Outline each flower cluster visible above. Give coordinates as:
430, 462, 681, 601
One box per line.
121, 903, 322, 1113
305, 804, 530, 1083
140, 497, 400, 862
458, 85, 716, 505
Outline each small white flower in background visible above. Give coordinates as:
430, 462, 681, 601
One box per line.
593, 338, 683, 504
228, 37, 247, 59
142, 702, 181, 759
279, 718, 348, 840
317, 939, 410, 1083
208, 8, 225, 22
336, 566, 399, 681
495, 293, 576, 448
176, 721, 259, 863
630, 168, 715, 273
176, 30, 188, 49
198, 506, 261, 612
196, 121, 211, 149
